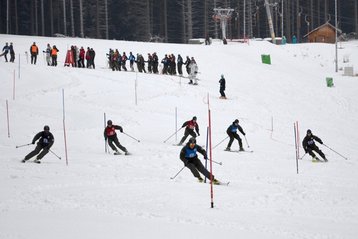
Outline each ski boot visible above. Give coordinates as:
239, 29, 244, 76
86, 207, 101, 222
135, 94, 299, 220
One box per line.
125, 151, 130, 155
21, 159, 27, 163
224, 147, 231, 151
239, 147, 245, 151
34, 159, 41, 164
197, 177, 204, 183
212, 178, 220, 185
114, 151, 121, 155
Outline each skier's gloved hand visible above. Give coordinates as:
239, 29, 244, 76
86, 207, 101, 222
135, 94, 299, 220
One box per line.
320, 141, 323, 144
120, 129, 123, 133
243, 133, 246, 136
32, 141, 35, 144
197, 133, 200, 136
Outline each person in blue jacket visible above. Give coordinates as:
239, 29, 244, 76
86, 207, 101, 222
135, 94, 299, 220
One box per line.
225, 119, 246, 151
179, 137, 219, 184
0, 42, 9, 62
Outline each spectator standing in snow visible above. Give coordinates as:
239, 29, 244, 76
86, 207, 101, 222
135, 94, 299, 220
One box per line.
9, 42, 15, 62
152, 52, 159, 73
302, 129, 327, 162
177, 54, 183, 76
78, 46, 85, 68
30, 42, 39, 64
184, 56, 191, 75
179, 137, 220, 184
51, 45, 59, 66
188, 57, 198, 85
22, 125, 54, 164
43, 43, 52, 66
104, 120, 129, 155
0, 42, 9, 62
128, 52, 136, 71
178, 116, 200, 146
225, 119, 246, 151
219, 74, 226, 99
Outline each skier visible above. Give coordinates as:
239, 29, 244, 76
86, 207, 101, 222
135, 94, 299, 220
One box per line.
219, 74, 226, 99
302, 129, 327, 162
178, 116, 200, 146
0, 42, 9, 62
22, 125, 54, 164
104, 120, 129, 155
225, 119, 246, 151
128, 52, 136, 71
30, 42, 39, 64
180, 137, 220, 184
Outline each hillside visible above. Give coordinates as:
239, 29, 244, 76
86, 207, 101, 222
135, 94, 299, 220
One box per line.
1, 34, 358, 239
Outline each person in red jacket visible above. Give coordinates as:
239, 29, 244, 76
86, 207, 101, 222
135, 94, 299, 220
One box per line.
104, 120, 129, 155
178, 116, 200, 146
78, 46, 85, 68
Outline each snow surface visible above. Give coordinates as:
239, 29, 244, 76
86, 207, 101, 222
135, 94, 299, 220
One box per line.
1, 34, 358, 239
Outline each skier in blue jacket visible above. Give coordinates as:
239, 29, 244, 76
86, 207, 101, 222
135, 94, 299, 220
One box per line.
179, 137, 219, 184
225, 119, 246, 151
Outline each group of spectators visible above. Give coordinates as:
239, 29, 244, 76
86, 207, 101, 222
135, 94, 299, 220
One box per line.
106, 49, 199, 80
65, 45, 96, 69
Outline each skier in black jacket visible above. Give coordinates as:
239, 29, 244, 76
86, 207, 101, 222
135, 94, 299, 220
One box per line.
225, 119, 245, 151
104, 120, 129, 155
302, 129, 327, 162
22, 125, 54, 163
179, 137, 219, 184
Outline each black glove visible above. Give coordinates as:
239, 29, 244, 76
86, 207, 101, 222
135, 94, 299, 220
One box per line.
304, 148, 308, 153
120, 129, 123, 133
197, 133, 200, 136
243, 133, 246, 136
320, 141, 323, 144
32, 141, 35, 144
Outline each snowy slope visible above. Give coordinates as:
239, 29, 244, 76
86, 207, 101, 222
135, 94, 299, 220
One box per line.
1, 34, 358, 239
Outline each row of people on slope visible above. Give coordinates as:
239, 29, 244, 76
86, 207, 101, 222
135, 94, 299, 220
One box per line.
21, 118, 327, 184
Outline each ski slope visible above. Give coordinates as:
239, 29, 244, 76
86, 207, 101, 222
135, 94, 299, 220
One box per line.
1, 34, 358, 239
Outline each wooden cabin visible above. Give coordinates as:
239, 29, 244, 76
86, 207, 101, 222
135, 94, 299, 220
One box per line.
303, 22, 342, 43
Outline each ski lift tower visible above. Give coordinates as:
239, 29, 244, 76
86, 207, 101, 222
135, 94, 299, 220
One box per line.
213, 8, 234, 40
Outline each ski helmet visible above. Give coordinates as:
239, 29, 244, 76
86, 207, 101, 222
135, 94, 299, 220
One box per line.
107, 120, 113, 125
307, 129, 312, 134
188, 137, 196, 144
221, 74, 224, 78
234, 119, 239, 124
44, 125, 50, 131
192, 116, 197, 121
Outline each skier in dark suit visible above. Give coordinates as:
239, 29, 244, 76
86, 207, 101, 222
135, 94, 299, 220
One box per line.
302, 129, 327, 162
226, 119, 246, 151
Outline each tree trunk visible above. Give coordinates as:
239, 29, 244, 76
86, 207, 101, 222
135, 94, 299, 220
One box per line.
79, 0, 84, 37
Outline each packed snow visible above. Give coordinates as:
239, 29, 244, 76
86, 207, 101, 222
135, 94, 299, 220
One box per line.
1, 34, 358, 239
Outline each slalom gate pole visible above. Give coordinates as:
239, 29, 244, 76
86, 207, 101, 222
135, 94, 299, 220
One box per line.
18, 53, 21, 79
322, 143, 348, 160
212, 136, 229, 149
208, 106, 214, 208
104, 112, 108, 153
13, 70, 15, 100
244, 135, 250, 148
204, 126, 209, 183
294, 122, 299, 174
15, 143, 32, 148
123, 132, 140, 142
296, 121, 300, 158
163, 127, 183, 143
49, 149, 62, 160
6, 100, 10, 138
62, 89, 69, 165
170, 165, 186, 180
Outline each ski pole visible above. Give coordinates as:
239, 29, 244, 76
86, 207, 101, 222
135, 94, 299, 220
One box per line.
205, 158, 222, 165
15, 143, 32, 148
170, 165, 186, 180
212, 136, 229, 149
122, 132, 140, 142
244, 135, 250, 148
49, 149, 62, 160
163, 127, 183, 143
322, 143, 348, 160
299, 153, 307, 160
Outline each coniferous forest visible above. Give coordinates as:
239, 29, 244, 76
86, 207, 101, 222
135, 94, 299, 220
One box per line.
0, 0, 357, 43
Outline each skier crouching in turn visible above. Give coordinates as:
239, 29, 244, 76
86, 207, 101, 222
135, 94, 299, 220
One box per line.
104, 120, 129, 155
22, 125, 54, 163
302, 129, 327, 162
180, 137, 220, 184
226, 119, 246, 151
178, 116, 199, 146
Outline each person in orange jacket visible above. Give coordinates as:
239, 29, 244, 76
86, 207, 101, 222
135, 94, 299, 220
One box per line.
30, 42, 39, 64
51, 45, 59, 66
